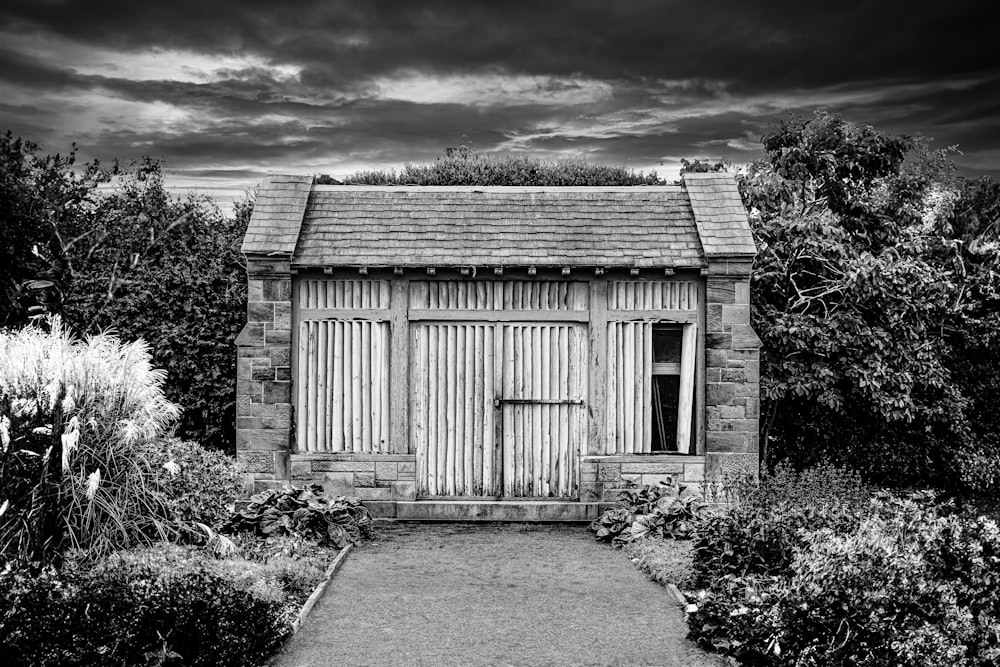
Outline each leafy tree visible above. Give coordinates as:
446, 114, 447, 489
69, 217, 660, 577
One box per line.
679, 158, 727, 174
743, 111, 1000, 492
343, 145, 666, 186
0, 135, 249, 452
60, 161, 249, 452
0, 132, 104, 326
934, 176, 1000, 494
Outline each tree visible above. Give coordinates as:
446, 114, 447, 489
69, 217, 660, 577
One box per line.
59, 161, 249, 452
0, 132, 105, 327
742, 111, 1000, 492
0, 135, 249, 452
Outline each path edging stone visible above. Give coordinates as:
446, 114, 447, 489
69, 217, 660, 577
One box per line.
666, 582, 689, 607
290, 544, 352, 635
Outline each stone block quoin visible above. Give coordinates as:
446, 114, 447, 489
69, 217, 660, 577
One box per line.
236, 255, 294, 480
703, 272, 762, 460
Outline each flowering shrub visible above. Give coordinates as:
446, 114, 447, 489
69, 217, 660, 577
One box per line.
141, 437, 244, 527
685, 574, 782, 662
0, 318, 180, 566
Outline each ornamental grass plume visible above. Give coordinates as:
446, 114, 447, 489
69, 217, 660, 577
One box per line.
0, 317, 180, 565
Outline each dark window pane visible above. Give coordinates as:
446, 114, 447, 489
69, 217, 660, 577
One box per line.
651, 375, 680, 452
652, 327, 682, 364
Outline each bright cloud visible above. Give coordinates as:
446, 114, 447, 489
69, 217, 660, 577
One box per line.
1, 29, 302, 84
374, 71, 614, 107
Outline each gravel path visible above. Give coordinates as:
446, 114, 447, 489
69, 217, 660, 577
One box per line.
272, 523, 723, 667
273, 524, 723, 667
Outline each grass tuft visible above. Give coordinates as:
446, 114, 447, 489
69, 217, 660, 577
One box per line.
623, 537, 696, 590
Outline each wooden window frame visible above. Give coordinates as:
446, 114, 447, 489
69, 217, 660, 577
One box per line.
649, 323, 697, 454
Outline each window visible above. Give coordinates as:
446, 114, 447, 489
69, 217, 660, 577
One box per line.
607, 321, 697, 454
651, 326, 682, 452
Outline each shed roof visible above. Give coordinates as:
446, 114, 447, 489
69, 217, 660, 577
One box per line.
683, 173, 757, 257
240, 174, 313, 256
242, 174, 755, 268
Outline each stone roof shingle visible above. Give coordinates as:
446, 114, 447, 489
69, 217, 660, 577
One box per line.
291, 187, 704, 268
682, 172, 757, 257
240, 174, 313, 256
240, 176, 757, 267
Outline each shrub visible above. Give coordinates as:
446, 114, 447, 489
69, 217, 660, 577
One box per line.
0, 318, 179, 566
687, 485, 1000, 665
225, 484, 374, 548
691, 463, 871, 584
60, 165, 250, 453
141, 437, 245, 527
343, 145, 666, 186
0, 547, 289, 667
776, 507, 973, 665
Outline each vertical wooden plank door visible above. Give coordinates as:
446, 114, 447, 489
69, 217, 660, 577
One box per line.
411, 323, 498, 497
410, 321, 586, 499
499, 324, 586, 498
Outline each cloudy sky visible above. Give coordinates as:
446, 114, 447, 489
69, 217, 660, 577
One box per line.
1, 1, 998, 206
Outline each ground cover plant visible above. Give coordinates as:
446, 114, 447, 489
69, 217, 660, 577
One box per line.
685, 464, 1000, 666
589, 480, 704, 546
623, 537, 696, 590
225, 484, 374, 549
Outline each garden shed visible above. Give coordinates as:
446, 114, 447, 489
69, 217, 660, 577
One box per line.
236, 173, 760, 520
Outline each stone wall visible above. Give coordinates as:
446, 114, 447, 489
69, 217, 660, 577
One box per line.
235, 257, 294, 489
704, 267, 762, 482
277, 453, 418, 517
580, 455, 706, 509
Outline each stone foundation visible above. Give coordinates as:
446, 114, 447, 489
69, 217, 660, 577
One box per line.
278, 453, 418, 502
581, 455, 707, 507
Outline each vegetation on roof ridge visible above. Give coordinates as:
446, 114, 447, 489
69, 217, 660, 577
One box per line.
340, 145, 668, 186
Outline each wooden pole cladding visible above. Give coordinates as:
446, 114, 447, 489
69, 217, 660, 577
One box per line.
605, 313, 697, 455
295, 305, 391, 453
293, 278, 700, 489
412, 325, 427, 488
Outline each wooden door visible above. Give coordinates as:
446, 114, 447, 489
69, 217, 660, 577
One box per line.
411, 323, 498, 496
410, 321, 586, 498
498, 324, 586, 498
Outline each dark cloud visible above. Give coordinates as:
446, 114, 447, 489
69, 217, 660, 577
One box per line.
0, 0, 997, 196
4, 1, 996, 86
